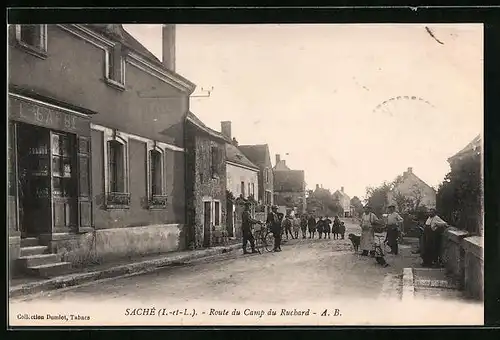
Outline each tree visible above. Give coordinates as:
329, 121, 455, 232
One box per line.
306, 188, 343, 217
350, 196, 364, 217
409, 184, 424, 209
436, 153, 482, 235
365, 182, 392, 217
393, 191, 413, 213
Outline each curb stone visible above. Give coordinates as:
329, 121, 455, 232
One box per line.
9, 243, 241, 299
402, 268, 415, 302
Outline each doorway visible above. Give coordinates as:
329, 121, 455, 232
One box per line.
203, 201, 212, 247
16, 123, 78, 237
17, 123, 52, 237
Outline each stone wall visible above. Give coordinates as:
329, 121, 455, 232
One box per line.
441, 228, 483, 300
43, 224, 185, 267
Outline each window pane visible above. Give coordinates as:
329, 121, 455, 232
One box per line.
63, 157, 72, 178
52, 134, 61, 155
53, 177, 62, 196
151, 150, 162, 196
108, 141, 125, 193
52, 156, 62, 177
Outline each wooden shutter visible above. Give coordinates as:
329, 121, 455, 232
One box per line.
77, 136, 92, 231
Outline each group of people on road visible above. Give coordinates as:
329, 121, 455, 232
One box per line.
358, 204, 449, 268
243, 201, 449, 268
242, 203, 353, 254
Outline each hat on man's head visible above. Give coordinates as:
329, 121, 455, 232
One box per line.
271, 205, 278, 210
388, 204, 396, 208
244, 201, 252, 206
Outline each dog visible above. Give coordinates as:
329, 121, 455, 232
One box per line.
348, 233, 361, 253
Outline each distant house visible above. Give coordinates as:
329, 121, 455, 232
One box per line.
220, 121, 260, 238
387, 167, 436, 210
185, 112, 228, 249
238, 144, 274, 207
273, 154, 306, 215
333, 187, 352, 217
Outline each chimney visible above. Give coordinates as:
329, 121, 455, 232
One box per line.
276, 154, 281, 164
341, 186, 344, 192
316, 184, 319, 190
232, 137, 238, 146
162, 24, 176, 72
221, 121, 232, 140
407, 167, 413, 174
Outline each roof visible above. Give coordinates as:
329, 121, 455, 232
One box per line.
274, 170, 305, 192
393, 169, 435, 193
185, 112, 229, 143
84, 24, 195, 91
333, 190, 350, 200
238, 144, 270, 167
84, 25, 163, 66
226, 144, 259, 171
274, 160, 291, 171
448, 134, 482, 162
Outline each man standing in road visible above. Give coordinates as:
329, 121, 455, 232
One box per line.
300, 214, 308, 239
242, 202, 261, 254
360, 205, 382, 256
267, 205, 282, 252
385, 204, 404, 255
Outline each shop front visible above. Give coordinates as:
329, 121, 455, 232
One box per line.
8, 93, 93, 246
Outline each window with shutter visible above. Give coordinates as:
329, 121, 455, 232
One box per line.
106, 138, 130, 208
148, 147, 167, 209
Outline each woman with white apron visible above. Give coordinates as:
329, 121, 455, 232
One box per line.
360, 205, 381, 256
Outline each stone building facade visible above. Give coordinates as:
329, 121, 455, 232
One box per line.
273, 154, 306, 215
185, 112, 228, 248
8, 24, 194, 277
239, 144, 274, 207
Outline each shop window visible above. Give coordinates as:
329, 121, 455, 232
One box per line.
105, 43, 125, 89
106, 137, 130, 208
51, 133, 75, 198
251, 183, 255, 197
264, 168, 269, 184
15, 24, 47, 57
148, 146, 167, 209
241, 181, 245, 197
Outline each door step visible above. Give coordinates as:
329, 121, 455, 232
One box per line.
26, 262, 72, 278
18, 253, 61, 267
20, 245, 49, 257
20, 237, 39, 247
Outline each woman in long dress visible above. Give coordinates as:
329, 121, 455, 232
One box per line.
360, 205, 381, 256
421, 208, 448, 267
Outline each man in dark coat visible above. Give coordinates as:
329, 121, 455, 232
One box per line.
300, 215, 308, 239
316, 216, 324, 239
307, 214, 317, 238
242, 202, 261, 254
267, 205, 282, 252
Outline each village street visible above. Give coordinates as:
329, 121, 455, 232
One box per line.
12, 220, 415, 305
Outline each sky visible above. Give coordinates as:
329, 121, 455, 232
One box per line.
123, 24, 483, 199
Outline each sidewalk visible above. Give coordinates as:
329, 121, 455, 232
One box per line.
9, 243, 242, 299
